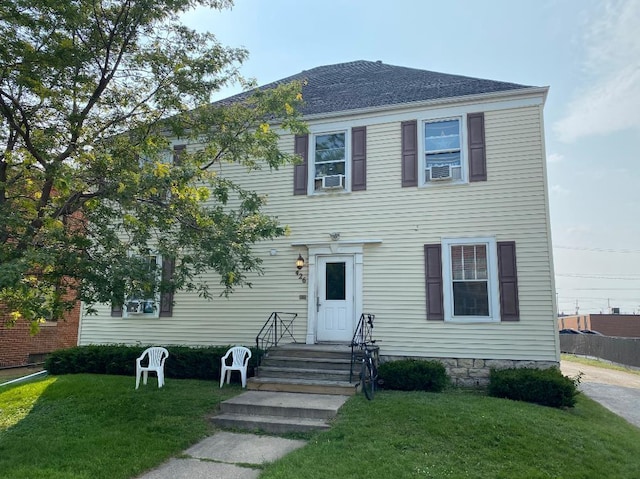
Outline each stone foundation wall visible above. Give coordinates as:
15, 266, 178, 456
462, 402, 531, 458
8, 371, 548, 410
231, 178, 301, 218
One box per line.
381, 355, 559, 388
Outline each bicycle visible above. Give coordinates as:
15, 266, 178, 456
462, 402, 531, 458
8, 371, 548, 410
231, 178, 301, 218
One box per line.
351, 313, 380, 400
358, 340, 379, 400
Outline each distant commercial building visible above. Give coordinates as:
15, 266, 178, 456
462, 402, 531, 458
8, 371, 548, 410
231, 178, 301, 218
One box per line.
558, 313, 640, 337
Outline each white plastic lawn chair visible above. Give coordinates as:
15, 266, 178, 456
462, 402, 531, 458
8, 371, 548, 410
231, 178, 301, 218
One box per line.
219, 346, 252, 388
135, 347, 169, 389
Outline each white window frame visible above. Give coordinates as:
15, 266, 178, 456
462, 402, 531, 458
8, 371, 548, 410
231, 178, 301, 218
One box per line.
442, 237, 500, 323
309, 129, 351, 194
419, 115, 467, 187
123, 253, 162, 319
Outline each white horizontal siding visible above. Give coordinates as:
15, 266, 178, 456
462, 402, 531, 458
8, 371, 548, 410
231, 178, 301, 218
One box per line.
79, 102, 557, 362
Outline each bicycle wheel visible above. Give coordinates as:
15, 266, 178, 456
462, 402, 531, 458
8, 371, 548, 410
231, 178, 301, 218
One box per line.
361, 359, 375, 400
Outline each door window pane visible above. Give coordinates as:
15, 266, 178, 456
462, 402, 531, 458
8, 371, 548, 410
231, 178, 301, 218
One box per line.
326, 262, 346, 300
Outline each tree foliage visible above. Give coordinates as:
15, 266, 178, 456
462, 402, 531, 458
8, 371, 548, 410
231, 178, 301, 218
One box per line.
0, 0, 306, 327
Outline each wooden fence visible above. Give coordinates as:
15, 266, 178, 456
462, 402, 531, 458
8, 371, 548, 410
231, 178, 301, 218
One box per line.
560, 335, 640, 368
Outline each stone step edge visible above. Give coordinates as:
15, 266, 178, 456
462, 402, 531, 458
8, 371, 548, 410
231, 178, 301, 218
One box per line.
262, 355, 352, 364
258, 366, 352, 375
212, 412, 330, 430
248, 377, 355, 387
220, 402, 337, 420
247, 379, 357, 396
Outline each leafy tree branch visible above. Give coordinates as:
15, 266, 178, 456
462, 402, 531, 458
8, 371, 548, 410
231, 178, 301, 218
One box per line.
0, 0, 307, 329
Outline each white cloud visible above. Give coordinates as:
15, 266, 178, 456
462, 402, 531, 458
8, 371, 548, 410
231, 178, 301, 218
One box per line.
550, 184, 570, 196
546, 153, 564, 164
565, 225, 592, 236
554, 0, 640, 142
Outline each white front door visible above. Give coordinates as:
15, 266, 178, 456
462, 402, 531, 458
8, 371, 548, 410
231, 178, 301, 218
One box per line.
316, 255, 354, 342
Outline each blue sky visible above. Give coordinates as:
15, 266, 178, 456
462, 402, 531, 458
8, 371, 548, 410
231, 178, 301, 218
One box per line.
182, 0, 640, 314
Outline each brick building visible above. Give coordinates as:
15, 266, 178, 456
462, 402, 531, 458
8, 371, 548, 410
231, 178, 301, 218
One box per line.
0, 303, 80, 368
558, 314, 640, 338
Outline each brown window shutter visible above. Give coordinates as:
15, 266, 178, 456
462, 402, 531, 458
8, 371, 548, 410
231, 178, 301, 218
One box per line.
351, 126, 367, 191
111, 303, 123, 317
424, 244, 444, 320
159, 257, 175, 317
293, 134, 308, 195
467, 112, 487, 182
401, 120, 418, 187
497, 241, 519, 321
173, 144, 186, 166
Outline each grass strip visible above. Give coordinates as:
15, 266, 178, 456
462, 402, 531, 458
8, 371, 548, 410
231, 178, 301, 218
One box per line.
0, 374, 239, 479
260, 390, 640, 479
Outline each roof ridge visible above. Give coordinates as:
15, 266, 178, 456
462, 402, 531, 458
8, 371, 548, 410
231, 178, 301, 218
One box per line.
216, 60, 537, 116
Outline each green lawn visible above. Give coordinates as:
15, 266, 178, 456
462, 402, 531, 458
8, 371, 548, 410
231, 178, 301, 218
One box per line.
261, 390, 640, 479
2, 374, 640, 479
0, 374, 239, 479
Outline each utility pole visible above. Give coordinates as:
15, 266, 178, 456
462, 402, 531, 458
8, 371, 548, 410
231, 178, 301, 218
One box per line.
575, 300, 579, 315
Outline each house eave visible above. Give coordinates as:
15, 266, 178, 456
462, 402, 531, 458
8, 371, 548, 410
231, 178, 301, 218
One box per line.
302, 86, 550, 122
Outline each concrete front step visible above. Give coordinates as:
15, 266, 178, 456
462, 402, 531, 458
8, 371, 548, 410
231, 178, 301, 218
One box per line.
268, 343, 353, 360
220, 391, 349, 419
211, 391, 351, 434
258, 365, 351, 382
247, 377, 357, 396
252, 343, 358, 396
213, 412, 331, 434
262, 356, 352, 370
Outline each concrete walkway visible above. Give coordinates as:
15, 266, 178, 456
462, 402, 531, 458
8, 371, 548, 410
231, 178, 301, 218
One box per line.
136, 431, 306, 479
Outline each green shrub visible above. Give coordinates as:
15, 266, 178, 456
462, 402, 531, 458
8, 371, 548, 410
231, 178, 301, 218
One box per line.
45, 344, 261, 383
488, 367, 579, 408
378, 359, 448, 392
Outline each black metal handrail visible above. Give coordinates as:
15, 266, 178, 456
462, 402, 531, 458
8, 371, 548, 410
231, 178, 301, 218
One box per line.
255, 312, 298, 365
350, 313, 375, 382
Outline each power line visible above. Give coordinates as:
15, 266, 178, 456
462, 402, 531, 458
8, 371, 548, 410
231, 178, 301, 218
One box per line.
558, 296, 638, 301
556, 273, 640, 280
554, 245, 640, 254
557, 287, 639, 291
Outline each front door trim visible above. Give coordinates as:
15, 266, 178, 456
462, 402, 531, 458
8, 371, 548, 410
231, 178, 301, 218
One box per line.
304, 242, 365, 344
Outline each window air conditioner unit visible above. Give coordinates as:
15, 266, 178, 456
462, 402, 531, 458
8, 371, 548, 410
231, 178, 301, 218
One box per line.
321, 174, 345, 189
428, 164, 452, 181
126, 300, 144, 315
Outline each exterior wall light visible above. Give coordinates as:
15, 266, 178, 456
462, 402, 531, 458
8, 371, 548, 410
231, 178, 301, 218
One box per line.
296, 254, 306, 283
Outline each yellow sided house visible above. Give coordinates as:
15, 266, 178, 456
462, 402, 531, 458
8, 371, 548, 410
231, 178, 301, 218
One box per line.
78, 61, 560, 387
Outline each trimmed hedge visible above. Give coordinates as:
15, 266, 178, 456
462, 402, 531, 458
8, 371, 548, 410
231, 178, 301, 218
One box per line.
378, 359, 449, 392
488, 367, 579, 408
45, 345, 261, 383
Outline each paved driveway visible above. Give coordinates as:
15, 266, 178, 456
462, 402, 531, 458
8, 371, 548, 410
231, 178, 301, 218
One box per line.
561, 360, 640, 428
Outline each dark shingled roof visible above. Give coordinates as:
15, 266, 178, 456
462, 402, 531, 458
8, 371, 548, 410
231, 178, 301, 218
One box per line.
221, 60, 534, 116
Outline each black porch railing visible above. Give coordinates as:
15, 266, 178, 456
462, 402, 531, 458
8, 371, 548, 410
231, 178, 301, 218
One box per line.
255, 312, 298, 366
350, 313, 376, 382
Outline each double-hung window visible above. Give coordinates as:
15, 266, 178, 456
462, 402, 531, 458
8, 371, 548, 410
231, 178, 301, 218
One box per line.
124, 254, 162, 318
294, 127, 366, 195
442, 237, 500, 322
424, 118, 462, 182
402, 112, 485, 188
313, 131, 347, 192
